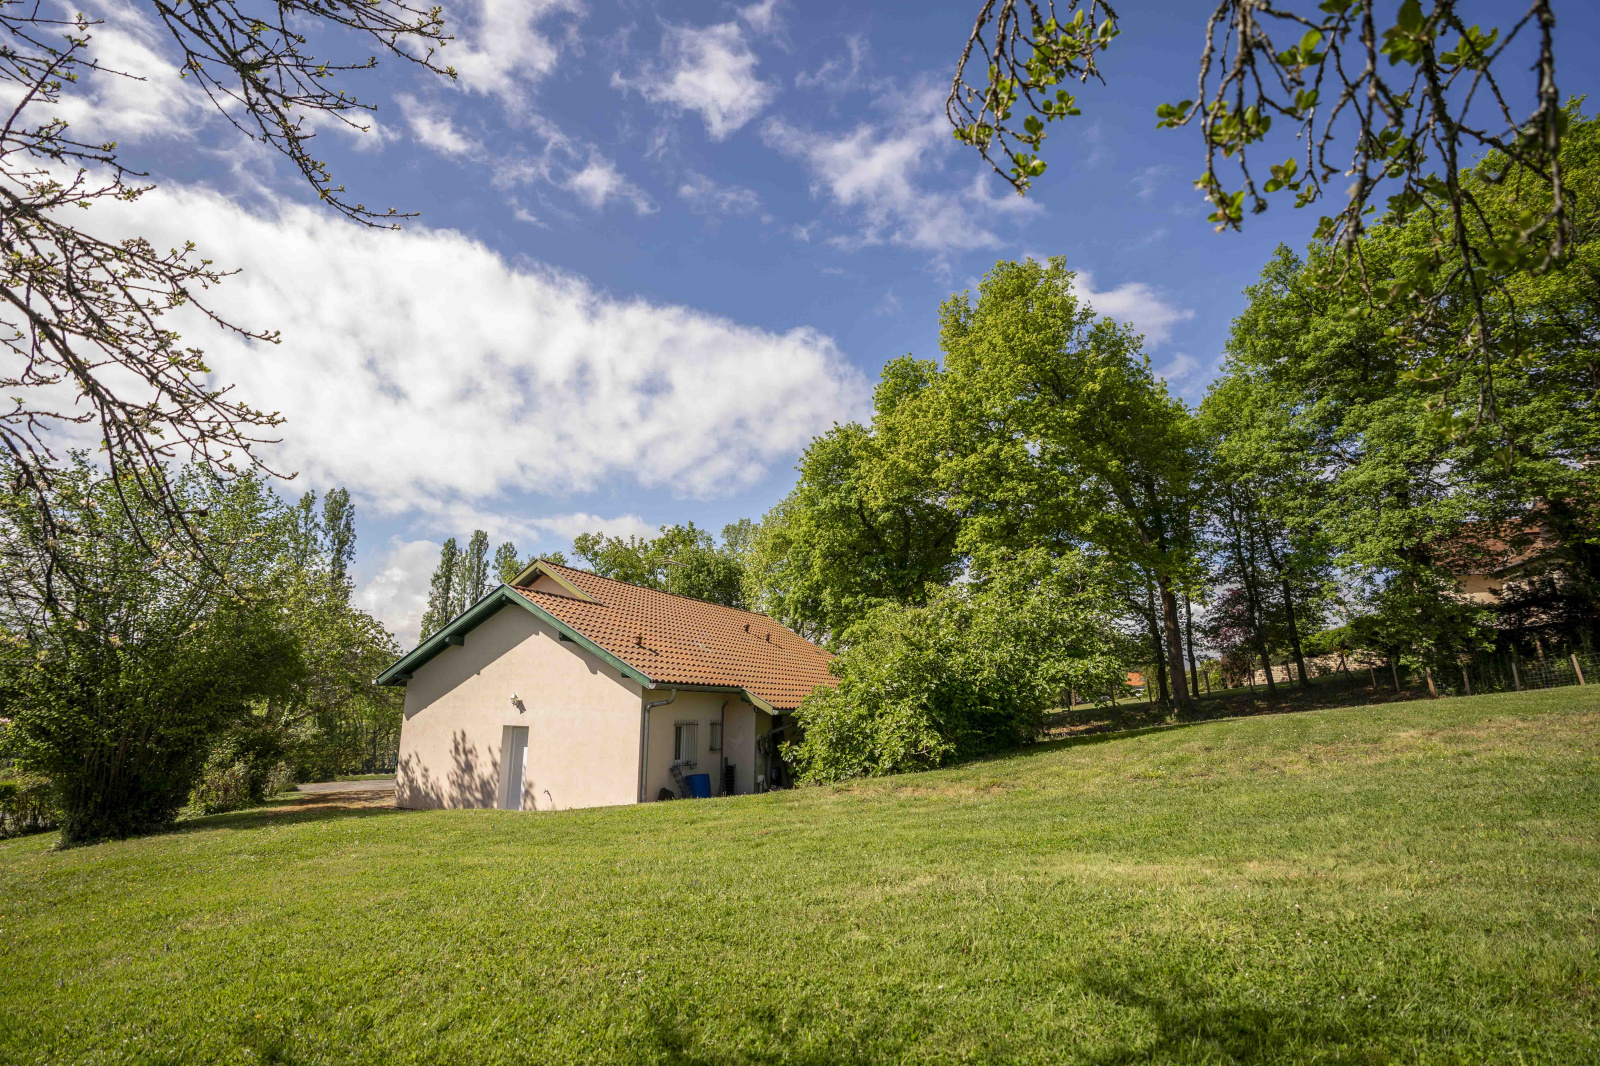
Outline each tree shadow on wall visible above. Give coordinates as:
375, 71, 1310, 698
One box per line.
397, 730, 500, 810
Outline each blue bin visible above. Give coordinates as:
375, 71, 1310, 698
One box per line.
686, 773, 712, 798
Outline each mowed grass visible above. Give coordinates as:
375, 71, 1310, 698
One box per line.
2, 690, 1597, 1065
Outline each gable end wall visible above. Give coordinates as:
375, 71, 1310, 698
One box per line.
396, 604, 643, 811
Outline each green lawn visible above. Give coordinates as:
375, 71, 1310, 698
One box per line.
2, 689, 1597, 1064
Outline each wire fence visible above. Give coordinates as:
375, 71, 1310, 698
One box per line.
1423, 648, 1596, 699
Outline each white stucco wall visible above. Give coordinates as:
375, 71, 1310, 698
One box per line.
395, 604, 644, 811
640, 692, 766, 801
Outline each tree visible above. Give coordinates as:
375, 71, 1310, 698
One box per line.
322, 490, 357, 593
457, 530, 490, 609
1199, 373, 1338, 688
784, 550, 1124, 784
573, 523, 748, 608
933, 258, 1203, 713
743, 361, 967, 642
420, 539, 460, 638
2, 0, 451, 588
949, 2, 1571, 423
0, 460, 302, 842
208, 487, 403, 794
494, 542, 525, 585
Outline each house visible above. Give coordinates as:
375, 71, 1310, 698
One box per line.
376, 561, 838, 812
1442, 517, 1563, 606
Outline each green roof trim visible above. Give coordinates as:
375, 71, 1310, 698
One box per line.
374, 584, 651, 687
506, 560, 598, 601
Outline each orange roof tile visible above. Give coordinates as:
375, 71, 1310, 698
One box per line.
514, 563, 838, 711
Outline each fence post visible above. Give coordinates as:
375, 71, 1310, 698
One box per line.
1574, 654, 1588, 686
1511, 656, 1522, 692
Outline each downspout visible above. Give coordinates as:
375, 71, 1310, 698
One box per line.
718, 700, 728, 796
639, 689, 677, 802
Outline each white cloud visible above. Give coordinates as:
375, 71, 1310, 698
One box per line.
77, 181, 868, 515
444, 0, 583, 111
531, 512, 657, 543
795, 35, 867, 90
1132, 165, 1170, 201
396, 94, 479, 155
738, 0, 784, 36
616, 21, 777, 139
0, 1, 205, 146
564, 156, 655, 213
761, 82, 1008, 255
1154, 352, 1200, 383
1071, 270, 1195, 347
356, 538, 441, 647
678, 171, 762, 215
396, 94, 648, 215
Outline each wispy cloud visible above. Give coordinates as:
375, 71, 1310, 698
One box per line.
678, 171, 762, 215
1132, 164, 1171, 201
615, 18, 778, 139
443, 0, 584, 113
796, 34, 867, 90
1071, 270, 1195, 347
761, 81, 1017, 256
564, 155, 656, 214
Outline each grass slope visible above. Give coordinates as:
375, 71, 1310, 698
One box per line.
2, 689, 1597, 1065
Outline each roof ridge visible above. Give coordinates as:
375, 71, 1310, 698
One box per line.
538, 561, 791, 626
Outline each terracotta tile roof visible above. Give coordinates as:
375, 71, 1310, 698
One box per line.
514, 563, 838, 711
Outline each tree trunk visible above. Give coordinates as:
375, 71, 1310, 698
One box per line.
1183, 594, 1201, 699
1156, 575, 1194, 714
1144, 581, 1169, 708
1228, 512, 1276, 697
1261, 534, 1311, 687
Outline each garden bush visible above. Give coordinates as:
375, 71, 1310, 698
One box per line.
0, 773, 59, 838
785, 551, 1124, 784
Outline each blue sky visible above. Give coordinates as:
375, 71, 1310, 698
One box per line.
62, 0, 1600, 642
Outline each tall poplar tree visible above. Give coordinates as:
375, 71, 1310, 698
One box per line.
420, 539, 459, 638
457, 530, 490, 610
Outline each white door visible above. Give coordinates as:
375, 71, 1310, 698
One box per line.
500, 726, 528, 810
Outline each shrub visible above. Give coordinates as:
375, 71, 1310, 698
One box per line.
0, 773, 59, 838
189, 758, 252, 815
189, 721, 300, 814
785, 551, 1124, 784
0, 463, 306, 844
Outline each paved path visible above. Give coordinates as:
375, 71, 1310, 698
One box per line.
297, 779, 395, 794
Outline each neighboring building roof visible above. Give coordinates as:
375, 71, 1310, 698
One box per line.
376, 562, 839, 711
1439, 514, 1562, 579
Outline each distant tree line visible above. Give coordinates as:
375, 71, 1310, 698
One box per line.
417, 522, 756, 637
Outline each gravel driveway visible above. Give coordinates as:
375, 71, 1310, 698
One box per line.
296, 779, 396, 793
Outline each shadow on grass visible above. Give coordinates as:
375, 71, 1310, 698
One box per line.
1041, 673, 1436, 745
177, 788, 409, 835
638, 1001, 892, 1066
1075, 965, 1398, 1066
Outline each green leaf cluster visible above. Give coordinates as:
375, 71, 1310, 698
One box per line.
784, 551, 1124, 784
